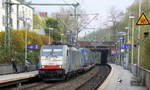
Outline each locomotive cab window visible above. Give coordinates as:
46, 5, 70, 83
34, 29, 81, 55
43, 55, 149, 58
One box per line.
42, 49, 52, 56
53, 49, 63, 56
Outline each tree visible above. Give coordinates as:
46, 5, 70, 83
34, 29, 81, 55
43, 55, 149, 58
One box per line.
84, 0, 150, 69
44, 17, 61, 41
108, 7, 124, 41
0, 30, 51, 63
52, 8, 75, 38
45, 17, 58, 29
52, 8, 89, 41
33, 16, 45, 29
106, 0, 150, 69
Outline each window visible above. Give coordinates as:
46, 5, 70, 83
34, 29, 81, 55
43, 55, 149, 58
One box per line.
11, 8, 14, 13
42, 49, 52, 56
53, 49, 63, 56
2, 15, 5, 26
144, 32, 149, 38
41, 49, 63, 56
2, 0, 5, 8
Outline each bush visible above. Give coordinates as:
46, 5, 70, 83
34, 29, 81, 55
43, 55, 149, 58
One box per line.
0, 30, 50, 63
142, 37, 150, 69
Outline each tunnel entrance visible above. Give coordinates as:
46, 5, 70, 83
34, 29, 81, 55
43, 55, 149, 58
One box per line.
91, 48, 110, 65
101, 50, 109, 64
76, 41, 114, 65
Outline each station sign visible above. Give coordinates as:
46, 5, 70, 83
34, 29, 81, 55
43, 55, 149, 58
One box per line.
27, 44, 38, 50
121, 44, 132, 49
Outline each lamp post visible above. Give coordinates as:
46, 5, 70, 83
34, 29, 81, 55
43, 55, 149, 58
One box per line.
48, 28, 53, 44
125, 27, 130, 42
25, 18, 31, 62
129, 16, 135, 65
116, 40, 120, 64
122, 33, 126, 66
118, 32, 126, 65
125, 26, 130, 69
120, 37, 123, 65
84, 30, 90, 41
137, 0, 141, 67
60, 33, 64, 42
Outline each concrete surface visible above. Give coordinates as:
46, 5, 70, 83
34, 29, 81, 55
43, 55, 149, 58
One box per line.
0, 71, 38, 84
98, 64, 147, 90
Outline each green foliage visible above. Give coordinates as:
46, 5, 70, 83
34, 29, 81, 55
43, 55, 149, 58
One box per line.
11, 30, 25, 52
0, 30, 50, 64
85, 0, 150, 69
33, 16, 45, 29
0, 32, 4, 48
45, 17, 58, 29
27, 50, 39, 63
44, 17, 61, 41
51, 28, 61, 41
128, 0, 150, 69
142, 37, 150, 69
114, 0, 150, 69
40, 35, 52, 45
28, 31, 43, 47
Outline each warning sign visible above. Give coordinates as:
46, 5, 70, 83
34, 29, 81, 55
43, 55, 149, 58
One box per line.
136, 13, 150, 25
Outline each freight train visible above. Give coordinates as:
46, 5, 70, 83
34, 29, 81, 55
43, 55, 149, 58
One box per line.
38, 44, 101, 81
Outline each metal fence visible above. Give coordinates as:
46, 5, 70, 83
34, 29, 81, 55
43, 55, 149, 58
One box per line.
129, 64, 150, 89
111, 59, 150, 89
108, 57, 150, 89
0, 63, 38, 75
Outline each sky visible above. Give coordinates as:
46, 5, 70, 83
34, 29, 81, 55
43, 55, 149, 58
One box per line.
29, 0, 135, 37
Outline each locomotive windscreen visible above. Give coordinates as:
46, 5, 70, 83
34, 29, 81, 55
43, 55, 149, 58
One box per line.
41, 45, 63, 56
42, 49, 52, 56
53, 49, 63, 56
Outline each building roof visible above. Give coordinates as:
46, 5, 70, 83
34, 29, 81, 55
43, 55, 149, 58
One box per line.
16, 0, 34, 9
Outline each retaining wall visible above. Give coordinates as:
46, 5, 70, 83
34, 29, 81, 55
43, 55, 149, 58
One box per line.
0, 64, 38, 75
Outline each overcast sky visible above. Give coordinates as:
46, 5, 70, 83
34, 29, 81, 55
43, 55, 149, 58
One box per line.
30, 0, 135, 37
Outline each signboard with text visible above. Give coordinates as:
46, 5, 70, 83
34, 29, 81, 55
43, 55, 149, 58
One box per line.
27, 44, 38, 50
121, 44, 132, 49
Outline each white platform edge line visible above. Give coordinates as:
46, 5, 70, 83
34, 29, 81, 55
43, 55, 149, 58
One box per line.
98, 64, 114, 90
0, 74, 37, 84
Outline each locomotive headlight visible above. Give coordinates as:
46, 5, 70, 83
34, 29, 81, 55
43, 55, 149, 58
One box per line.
41, 65, 45, 68
59, 65, 62, 68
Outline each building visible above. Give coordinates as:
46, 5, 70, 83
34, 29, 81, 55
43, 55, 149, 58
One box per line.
0, 0, 33, 32
39, 12, 48, 18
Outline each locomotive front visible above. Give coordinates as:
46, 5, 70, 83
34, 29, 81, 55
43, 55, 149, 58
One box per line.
39, 45, 66, 81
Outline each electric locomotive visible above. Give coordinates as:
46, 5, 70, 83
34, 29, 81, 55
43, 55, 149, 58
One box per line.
39, 44, 101, 81
39, 44, 82, 81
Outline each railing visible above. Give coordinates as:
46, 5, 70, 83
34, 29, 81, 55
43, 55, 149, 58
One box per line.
129, 64, 150, 89
108, 55, 150, 89
0, 63, 38, 75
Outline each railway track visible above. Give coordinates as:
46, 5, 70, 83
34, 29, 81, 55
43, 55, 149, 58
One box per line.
76, 65, 111, 90
1, 65, 111, 90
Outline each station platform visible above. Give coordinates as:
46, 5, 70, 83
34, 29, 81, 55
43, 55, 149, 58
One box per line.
0, 71, 38, 87
98, 64, 147, 90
